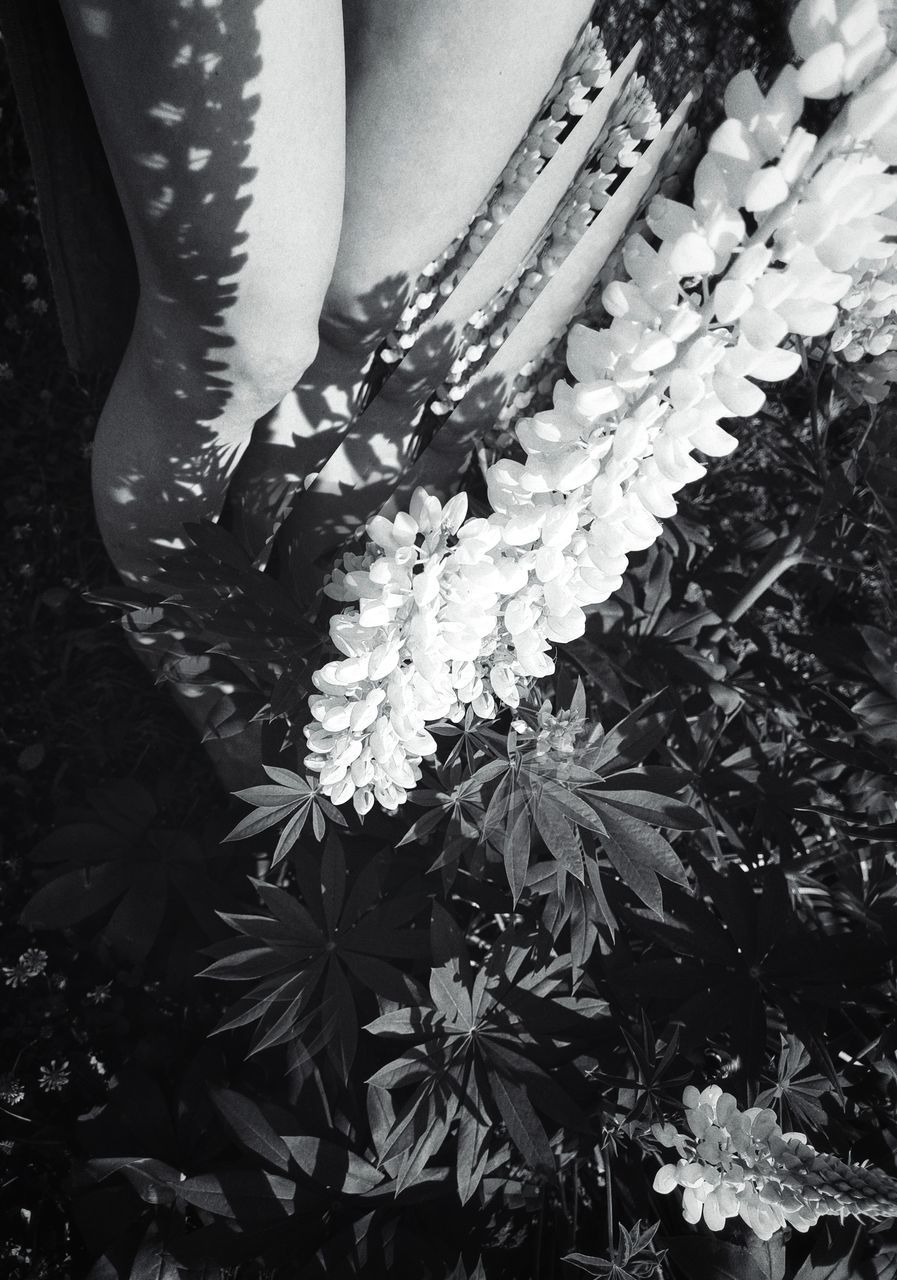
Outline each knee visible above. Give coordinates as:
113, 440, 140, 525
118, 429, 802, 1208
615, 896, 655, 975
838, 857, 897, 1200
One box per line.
134, 280, 322, 420
222, 291, 322, 411
227, 324, 320, 411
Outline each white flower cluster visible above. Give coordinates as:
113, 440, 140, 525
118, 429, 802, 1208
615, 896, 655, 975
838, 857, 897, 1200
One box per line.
306, 0, 897, 810
835, 258, 897, 364
790, 0, 893, 100
833, 240, 897, 402
307, 490, 524, 814
653, 1085, 897, 1240
382, 24, 611, 365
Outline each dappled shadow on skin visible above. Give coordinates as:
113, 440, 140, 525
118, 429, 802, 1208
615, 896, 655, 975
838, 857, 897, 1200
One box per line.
76, 0, 264, 576
275, 312, 493, 598
282, 372, 515, 603
221, 272, 414, 561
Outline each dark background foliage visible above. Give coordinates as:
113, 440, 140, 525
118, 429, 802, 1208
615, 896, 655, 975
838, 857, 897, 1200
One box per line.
3, 3, 897, 1278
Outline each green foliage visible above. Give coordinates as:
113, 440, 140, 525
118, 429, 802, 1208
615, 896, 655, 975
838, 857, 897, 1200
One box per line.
7, 20, 897, 1280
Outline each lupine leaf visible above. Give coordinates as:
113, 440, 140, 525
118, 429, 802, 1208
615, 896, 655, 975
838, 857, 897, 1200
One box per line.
583, 692, 673, 774
596, 808, 688, 890
395, 1110, 452, 1194
455, 1069, 492, 1205
503, 787, 532, 903
366, 1053, 433, 1090
210, 1089, 291, 1173
587, 786, 707, 830
177, 1170, 300, 1220
223, 801, 304, 844
281, 1135, 383, 1195
429, 960, 474, 1030
600, 833, 663, 917
272, 803, 314, 864
488, 1070, 555, 1175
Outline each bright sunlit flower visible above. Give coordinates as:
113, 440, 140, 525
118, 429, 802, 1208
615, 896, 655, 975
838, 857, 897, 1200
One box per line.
653, 1085, 897, 1240
309, 0, 897, 812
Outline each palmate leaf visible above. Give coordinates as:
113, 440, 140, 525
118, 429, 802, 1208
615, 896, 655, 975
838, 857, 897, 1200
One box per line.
595, 809, 689, 918
565, 1218, 665, 1279
205, 843, 427, 1078
755, 1034, 831, 1132
617, 863, 888, 1086
582, 691, 675, 775
365, 941, 599, 1188
225, 765, 346, 861
515, 747, 696, 925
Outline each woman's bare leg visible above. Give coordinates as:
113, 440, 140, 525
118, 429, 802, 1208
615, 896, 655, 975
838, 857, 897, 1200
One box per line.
60, 0, 345, 587
267, 0, 595, 575
60, 0, 345, 785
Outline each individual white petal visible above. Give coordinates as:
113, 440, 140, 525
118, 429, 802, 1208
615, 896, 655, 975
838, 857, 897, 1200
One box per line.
755, 345, 802, 381
702, 1189, 727, 1232
442, 491, 468, 532
653, 1164, 680, 1195
490, 664, 521, 707
740, 305, 789, 349
689, 420, 739, 455
777, 126, 816, 184
669, 231, 717, 278
630, 332, 678, 372
841, 25, 886, 91
789, 0, 838, 62
573, 379, 627, 419
588, 476, 624, 518
612, 419, 650, 462
713, 280, 754, 324
713, 370, 766, 416
667, 369, 707, 410
544, 606, 586, 642
633, 474, 678, 517
358, 599, 392, 628
797, 41, 846, 99
321, 703, 352, 732
352, 787, 373, 815
744, 165, 790, 214
503, 513, 545, 545
723, 69, 766, 124
777, 298, 838, 336
330, 775, 356, 806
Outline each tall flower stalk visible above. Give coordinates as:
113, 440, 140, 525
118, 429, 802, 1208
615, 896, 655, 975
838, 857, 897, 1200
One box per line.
305, 0, 897, 813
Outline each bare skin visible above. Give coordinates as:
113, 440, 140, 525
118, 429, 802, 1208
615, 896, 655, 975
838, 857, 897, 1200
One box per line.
229, 0, 595, 566
61, 0, 593, 784
60, 0, 346, 586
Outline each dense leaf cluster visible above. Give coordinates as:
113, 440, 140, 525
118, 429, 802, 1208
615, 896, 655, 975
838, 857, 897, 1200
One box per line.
16, 352, 897, 1271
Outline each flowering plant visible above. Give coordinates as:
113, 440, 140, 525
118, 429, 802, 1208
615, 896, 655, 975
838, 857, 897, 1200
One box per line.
653, 1085, 897, 1239
13, 2, 897, 1277
303, 0, 897, 820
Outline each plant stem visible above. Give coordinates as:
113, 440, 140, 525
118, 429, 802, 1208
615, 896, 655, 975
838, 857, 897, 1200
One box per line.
725, 541, 805, 624
604, 1141, 615, 1252
707, 529, 807, 643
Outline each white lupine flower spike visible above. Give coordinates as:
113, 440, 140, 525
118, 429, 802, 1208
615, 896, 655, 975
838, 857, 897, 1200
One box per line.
306, 0, 897, 812
653, 1085, 897, 1240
